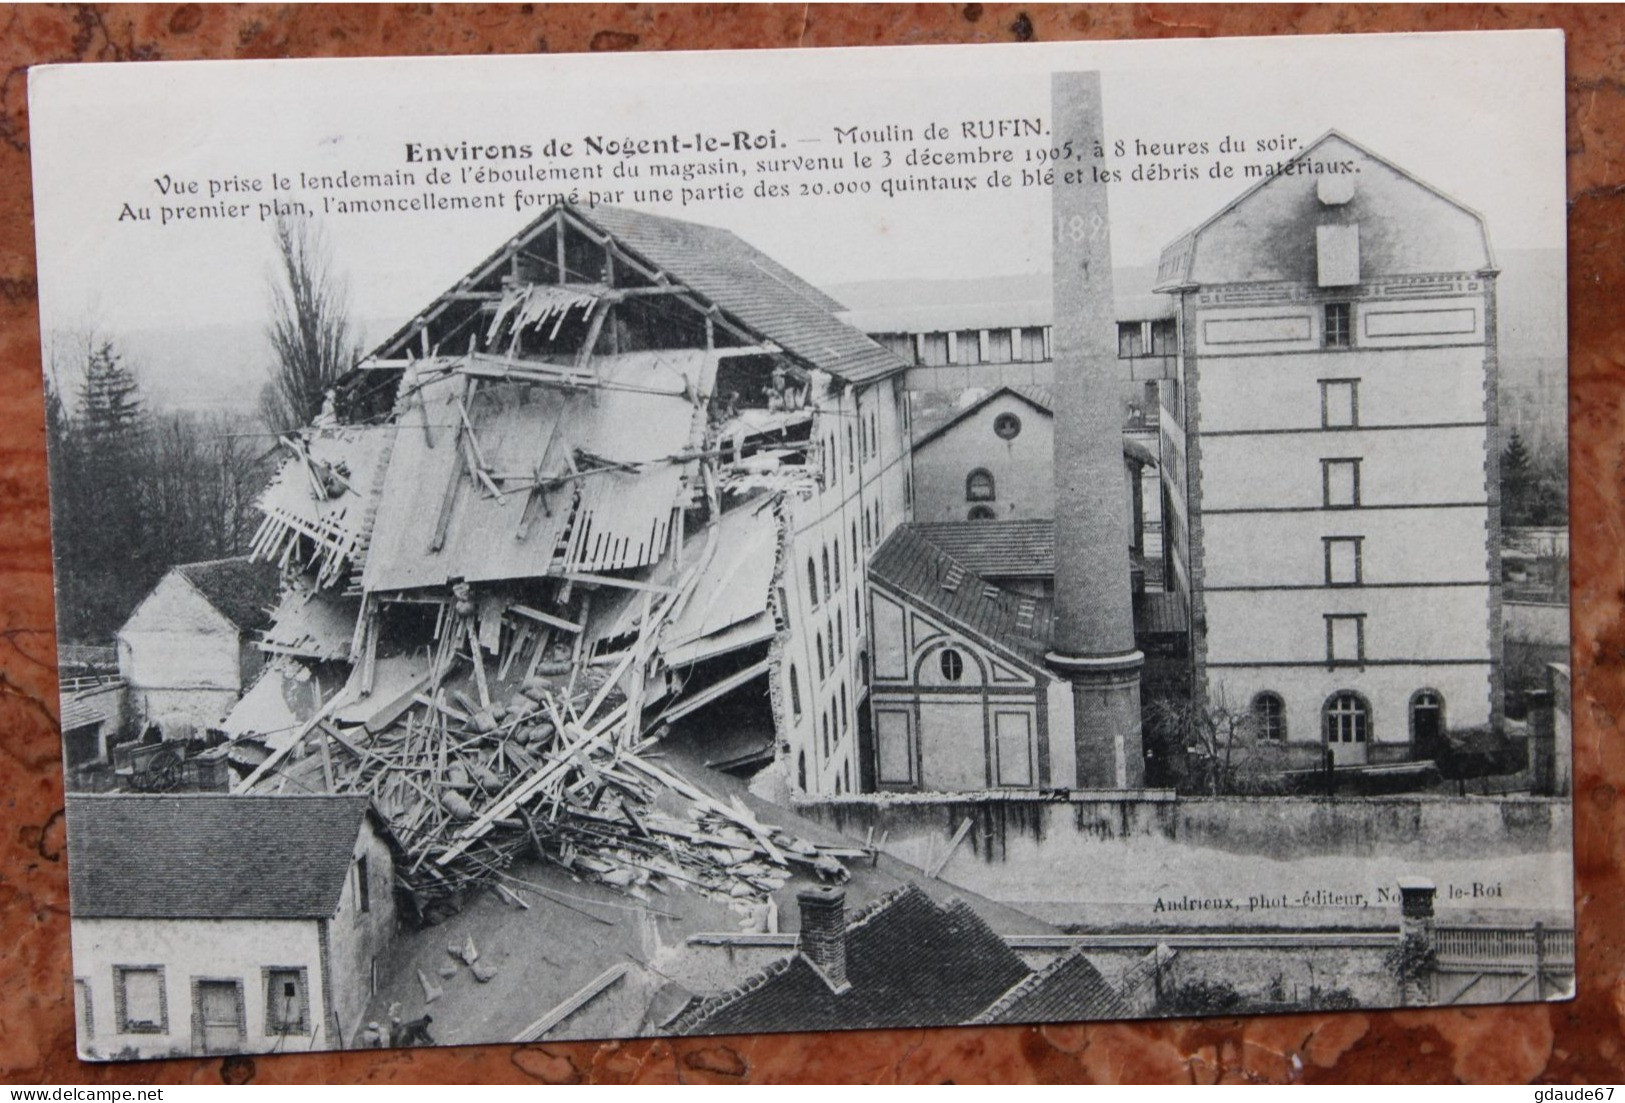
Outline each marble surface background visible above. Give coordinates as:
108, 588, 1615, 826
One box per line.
0, 4, 1620, 1085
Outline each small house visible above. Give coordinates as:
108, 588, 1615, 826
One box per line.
116, 557, 281, 738
67, 793, 396, 1059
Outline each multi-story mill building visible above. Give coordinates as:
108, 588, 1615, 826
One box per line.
1156, 131, 1502, 769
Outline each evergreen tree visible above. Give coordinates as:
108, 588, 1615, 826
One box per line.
57, 341, 159, 639
1502, 429, 1533, 527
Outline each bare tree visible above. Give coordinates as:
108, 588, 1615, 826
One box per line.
261, 216, 360, 434
1149, 689, 1279, 796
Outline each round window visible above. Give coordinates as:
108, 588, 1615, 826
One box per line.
939, 648, 965, 682
994, 412, 1022, 440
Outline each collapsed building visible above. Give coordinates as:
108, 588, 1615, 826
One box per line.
224, 202, 914, 909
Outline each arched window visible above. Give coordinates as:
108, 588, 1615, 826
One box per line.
815, 634, 825, 681
827, 621, 836, 668
1323, 692, 1370, 746
966, 468, 996, 502
797, 751, 807, 790
777, 586, 791, 632
851, 522, 859, 569
1411, 689, 1445, 751
1252, 692, 1286, 742
789, 664, 802, 718
822, 712, 831, 758
853, 591, 862, 634
807, 557, 819, 608
847, 424, 856, 473
822, 547, 832, 600
836, 609, 844, 657
968, 505, 996, 521
831, 541, 841, 587
841, 684, 849, 733
940, 648, 965, 682
994, 412, 1022, 440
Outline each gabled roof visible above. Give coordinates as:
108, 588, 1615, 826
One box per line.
670, 884, 1032, 1035
869, 525, 1055, 667
1156, 130, 1495, 291
370, 202, 908, 386
173, 557, 282, 634
579, 205, 908, 385
910, 385, 1054, 453
971, 947, 1128, 1025
910, 386, 1155, 467
67, 794, 377, 920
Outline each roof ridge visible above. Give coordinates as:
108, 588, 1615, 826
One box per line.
666, 952, 799, 1035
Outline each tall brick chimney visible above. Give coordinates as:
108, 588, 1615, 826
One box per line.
797, 886, 850, 992
1046, 70, 1146, 788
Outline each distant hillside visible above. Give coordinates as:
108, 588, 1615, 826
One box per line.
52, 316, 398, 418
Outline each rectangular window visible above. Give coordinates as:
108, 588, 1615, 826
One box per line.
952, 329, 981, 364
115, 966, 166, 1034
1326, 614, 1366, 666
263, 968, 311, 1036
1320, 379, 1359, 429
1322, 458, 1361, 509
918, 332, 949, 367
1019, 326, 1047, 363
1323, 302, 1352, 348
1150, 318, 1178, 355
1324, 537, 1364, 586
355, 854, 370, 914
74, 978, 93, 1039
985, 328, 1013, 364
1117, 322, 1146, 359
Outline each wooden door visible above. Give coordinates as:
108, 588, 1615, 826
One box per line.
195, 980, 244, 1055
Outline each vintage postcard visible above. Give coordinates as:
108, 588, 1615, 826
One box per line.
29, 30, 1570, 1059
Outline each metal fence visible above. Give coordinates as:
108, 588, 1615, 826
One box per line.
1434, 924, 1574, 967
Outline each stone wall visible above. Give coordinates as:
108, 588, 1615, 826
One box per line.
797, 793, 1572, 929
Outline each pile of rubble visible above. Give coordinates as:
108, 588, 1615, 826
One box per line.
235, 507, 848, 915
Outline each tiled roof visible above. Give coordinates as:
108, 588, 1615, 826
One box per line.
578, 205, 909, 386
59, 683, 122, 732
868, 526, 1055, 667
671, 885, 1033, 1035
972, 947, 1128, 1025
67, 794, 375, 920
174, 557, 282, 633
911, 519, 1055, 579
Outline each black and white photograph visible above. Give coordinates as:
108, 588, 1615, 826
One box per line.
29, 30, 1571, 1060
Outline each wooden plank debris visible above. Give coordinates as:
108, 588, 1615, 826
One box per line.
511, 964, 632, 1043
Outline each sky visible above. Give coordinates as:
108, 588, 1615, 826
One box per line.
29, 30, 1565, 400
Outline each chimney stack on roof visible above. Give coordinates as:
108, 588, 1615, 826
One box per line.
797, 886, 851, 993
